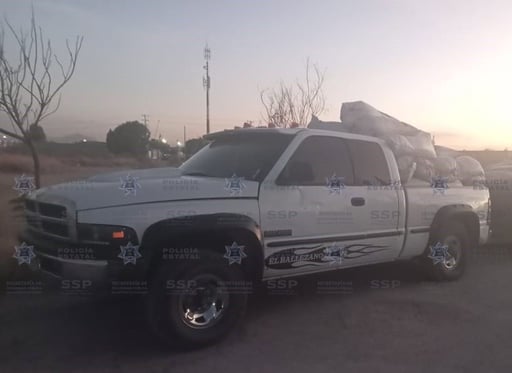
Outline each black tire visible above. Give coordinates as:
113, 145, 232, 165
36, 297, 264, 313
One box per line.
422, 221, 469, 281
145, 251, 248, 349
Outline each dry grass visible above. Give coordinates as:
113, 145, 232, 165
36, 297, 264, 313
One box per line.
0, 153, 146, 174
0, 153, 65, 173
61, 156, 141, 168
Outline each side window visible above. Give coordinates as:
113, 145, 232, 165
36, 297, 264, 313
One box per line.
346, 140, 391, 185
277, 136, 354, 186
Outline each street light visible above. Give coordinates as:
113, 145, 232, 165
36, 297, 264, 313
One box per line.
161, 138, 167, 144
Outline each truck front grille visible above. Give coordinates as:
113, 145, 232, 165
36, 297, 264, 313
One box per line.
25, 200, 71, 240
39, 255, 63, 276
41, 221, 69, 237
39, 202, 67, 218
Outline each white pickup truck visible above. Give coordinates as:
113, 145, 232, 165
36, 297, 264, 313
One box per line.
20, 128, 490, 347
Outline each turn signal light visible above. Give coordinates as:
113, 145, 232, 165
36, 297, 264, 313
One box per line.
112, 231, 125, 239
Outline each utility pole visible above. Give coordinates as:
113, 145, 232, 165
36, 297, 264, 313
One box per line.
203, 44, 211, 134
183, 125, 187, 145
141, 114, 150, 127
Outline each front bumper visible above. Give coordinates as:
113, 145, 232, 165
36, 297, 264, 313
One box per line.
37, 253, 108, 283
19, 229, 146, 286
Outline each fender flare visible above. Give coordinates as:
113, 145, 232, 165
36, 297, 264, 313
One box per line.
140, 213, 265, 279
430, 204, 479, 247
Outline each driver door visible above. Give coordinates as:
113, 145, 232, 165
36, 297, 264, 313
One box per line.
259, 135, 360, 277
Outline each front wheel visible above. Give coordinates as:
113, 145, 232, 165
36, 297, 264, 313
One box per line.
146, 251, 248, 348
421, 221, 469, 281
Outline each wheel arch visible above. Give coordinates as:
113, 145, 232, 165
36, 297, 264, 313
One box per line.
430, 204, 479, 248
140, 213, 265, 282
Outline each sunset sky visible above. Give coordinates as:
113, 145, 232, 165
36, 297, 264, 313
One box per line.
1, 0, 511, 150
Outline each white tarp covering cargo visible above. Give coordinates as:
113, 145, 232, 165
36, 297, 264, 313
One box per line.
456, 156, 485, 185
339, 101, 437, 160
383, 133, 436, 159
340, 101, 419, 136
405, 132, 437, 159
434, 156, 458, 177
308, 100, 485, 185
415, 158, 436, 182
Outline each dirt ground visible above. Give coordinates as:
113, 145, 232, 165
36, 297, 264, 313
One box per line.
1, 249, 512, 373
1, 167, 512, 372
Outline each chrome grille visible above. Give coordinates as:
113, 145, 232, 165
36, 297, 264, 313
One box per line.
41, 221, 69, 237
25, 200, 70, 239
39, 202, 67, 218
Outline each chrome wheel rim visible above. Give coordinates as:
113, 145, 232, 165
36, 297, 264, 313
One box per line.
442, 235, 462, 270
177, 274, 229, 329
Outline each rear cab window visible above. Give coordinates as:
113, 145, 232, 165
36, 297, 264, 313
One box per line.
346, 139, 391, 186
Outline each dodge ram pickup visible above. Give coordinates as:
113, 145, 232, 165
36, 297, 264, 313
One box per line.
19, 127, 490, 347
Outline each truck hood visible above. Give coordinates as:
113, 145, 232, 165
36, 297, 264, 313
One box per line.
31, 167, 259, 210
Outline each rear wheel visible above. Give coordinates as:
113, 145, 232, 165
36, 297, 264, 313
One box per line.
422, 221, 469, 281
146, 251, 247, 348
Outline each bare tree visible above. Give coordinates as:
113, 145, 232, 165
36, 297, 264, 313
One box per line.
0, 11, 83, 188
260, 59, 325, 128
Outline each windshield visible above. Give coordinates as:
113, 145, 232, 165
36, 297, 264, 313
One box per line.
180, 133, 293, 182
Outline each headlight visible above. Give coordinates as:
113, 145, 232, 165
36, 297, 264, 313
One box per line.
77, 224, 138, 245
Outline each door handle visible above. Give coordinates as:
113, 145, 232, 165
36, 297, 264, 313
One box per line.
351, 197, 365, 206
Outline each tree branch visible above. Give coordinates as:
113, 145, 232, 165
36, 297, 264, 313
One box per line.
260, 59, 326, 127
0, 10, 83, 188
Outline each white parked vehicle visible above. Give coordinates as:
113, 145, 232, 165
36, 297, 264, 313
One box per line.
20, 128, 490, 347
